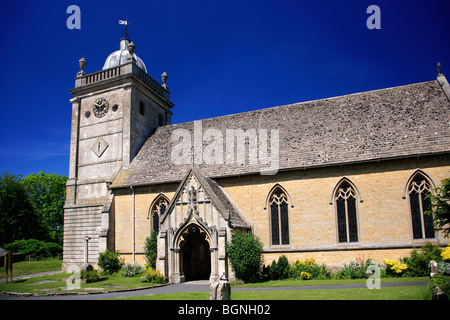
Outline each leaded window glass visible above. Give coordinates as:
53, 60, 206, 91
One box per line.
335, 181, 358, 243
269, 188, 289, 245
408, 175, 434, 239
151, 197, 168, 232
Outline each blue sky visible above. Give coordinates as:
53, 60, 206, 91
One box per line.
0, 0, 449, 177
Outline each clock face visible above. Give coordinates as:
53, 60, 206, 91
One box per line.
93, 98, 109, 118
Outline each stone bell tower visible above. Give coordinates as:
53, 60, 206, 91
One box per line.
63, 37, 174, 269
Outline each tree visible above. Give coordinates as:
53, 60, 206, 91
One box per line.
225, 229, 263, 283
0, 171, 41, 245
144, 230, 158, 269
426, 178, 450, 238
20, 171, 67, 244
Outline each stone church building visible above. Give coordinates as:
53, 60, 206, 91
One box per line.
63, 37, 450, 283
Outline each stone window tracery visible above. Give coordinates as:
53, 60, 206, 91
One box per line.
408, 174, 434, 239
150, 196, 168, 232
269, 187, 290, 245
335, 181, 358, 243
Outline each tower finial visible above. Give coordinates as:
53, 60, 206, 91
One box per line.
77, 57, 86, 77
118, 19, 130, 38
161, 72, 168, 89
437, 61, 442, 76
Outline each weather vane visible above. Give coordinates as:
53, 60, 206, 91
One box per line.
118, 19, 130, 38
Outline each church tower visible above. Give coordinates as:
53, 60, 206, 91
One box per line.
63, 37, 173, 269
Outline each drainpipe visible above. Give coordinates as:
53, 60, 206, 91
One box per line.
130, 186, 135, 264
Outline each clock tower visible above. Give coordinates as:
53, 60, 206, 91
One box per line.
63, 38, 173, 269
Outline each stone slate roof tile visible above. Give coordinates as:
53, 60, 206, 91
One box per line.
203, 176, 251, 229
110, 80, 450, 188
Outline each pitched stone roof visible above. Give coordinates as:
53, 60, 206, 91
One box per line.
203, 176, 251, 229
110, 79, 450, 188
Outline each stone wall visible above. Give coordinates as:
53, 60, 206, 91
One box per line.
219, 154, 450, 267
111, 154, 449, 271
63, 203, 104, 269
113, 183, 178, 264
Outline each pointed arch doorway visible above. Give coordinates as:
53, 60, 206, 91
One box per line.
180, 225, 211, 281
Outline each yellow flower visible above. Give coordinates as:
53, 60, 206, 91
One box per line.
305, 258, 316, 268
442, 245, 450, 262
384, 259, 407, 275
391, 263, 408, 274
383, 259, 396, 266
300, 271, 311, 280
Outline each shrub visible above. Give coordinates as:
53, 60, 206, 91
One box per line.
290, 258, 328, 279
402, 243, 443, 277
121, 263, 144, 277
144, 231, 158, 269
278, 255, 290, 279
268, 260, 277, 280
268, 255, 290, 280
383, 259, 408, 277
81, 269, 100, 283
4, 239, 62, 258
429, 274, 450, 300
140, 268, 166, 284
421, 242, 444, 260
337, 258, 374, 279
261, 264, 270, 281
225, 230, 263, 283
98, 249, 123, 275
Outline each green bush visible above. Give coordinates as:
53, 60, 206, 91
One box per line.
140, 268, 166, 284
4, 239, 62, 258
428, 274, 450, 300
81, 269, 100, 283
290, 258, 329, 280
268, 255, 290, 280
144, 231, 158, 269
98, 249, 123, 275
269, 260, 278, 280
336, 258, 374, 279
225, 230, 263, 283
402, 243, 443, 277
121, 263, 144, 277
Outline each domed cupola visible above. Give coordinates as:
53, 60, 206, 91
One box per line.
103, 38, 147, 73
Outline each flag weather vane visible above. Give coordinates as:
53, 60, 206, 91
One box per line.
118, 19, 130, 38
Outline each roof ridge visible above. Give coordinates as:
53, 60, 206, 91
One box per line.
164, 79, 437, 128
437, 74, 450, 102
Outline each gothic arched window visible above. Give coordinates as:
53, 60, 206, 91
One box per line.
335, 181, 358, 243
149, 195, 169, 233
269, 187, 290, 245
408, 174, 434, 239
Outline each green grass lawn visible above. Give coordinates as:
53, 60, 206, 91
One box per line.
0, 259, 163, 294
110, 285, 430, 300
0, 258, 62, 279
230, 276, 431, 288
0, 259, 442, 300
0, 271, 163, 294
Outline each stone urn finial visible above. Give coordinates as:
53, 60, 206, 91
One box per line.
161, 72, 168, 89
77, 57, 86, 77
79, 57, 86, 71
128, 41, 136, 55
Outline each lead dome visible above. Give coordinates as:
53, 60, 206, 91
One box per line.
103, 38, 147, 72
